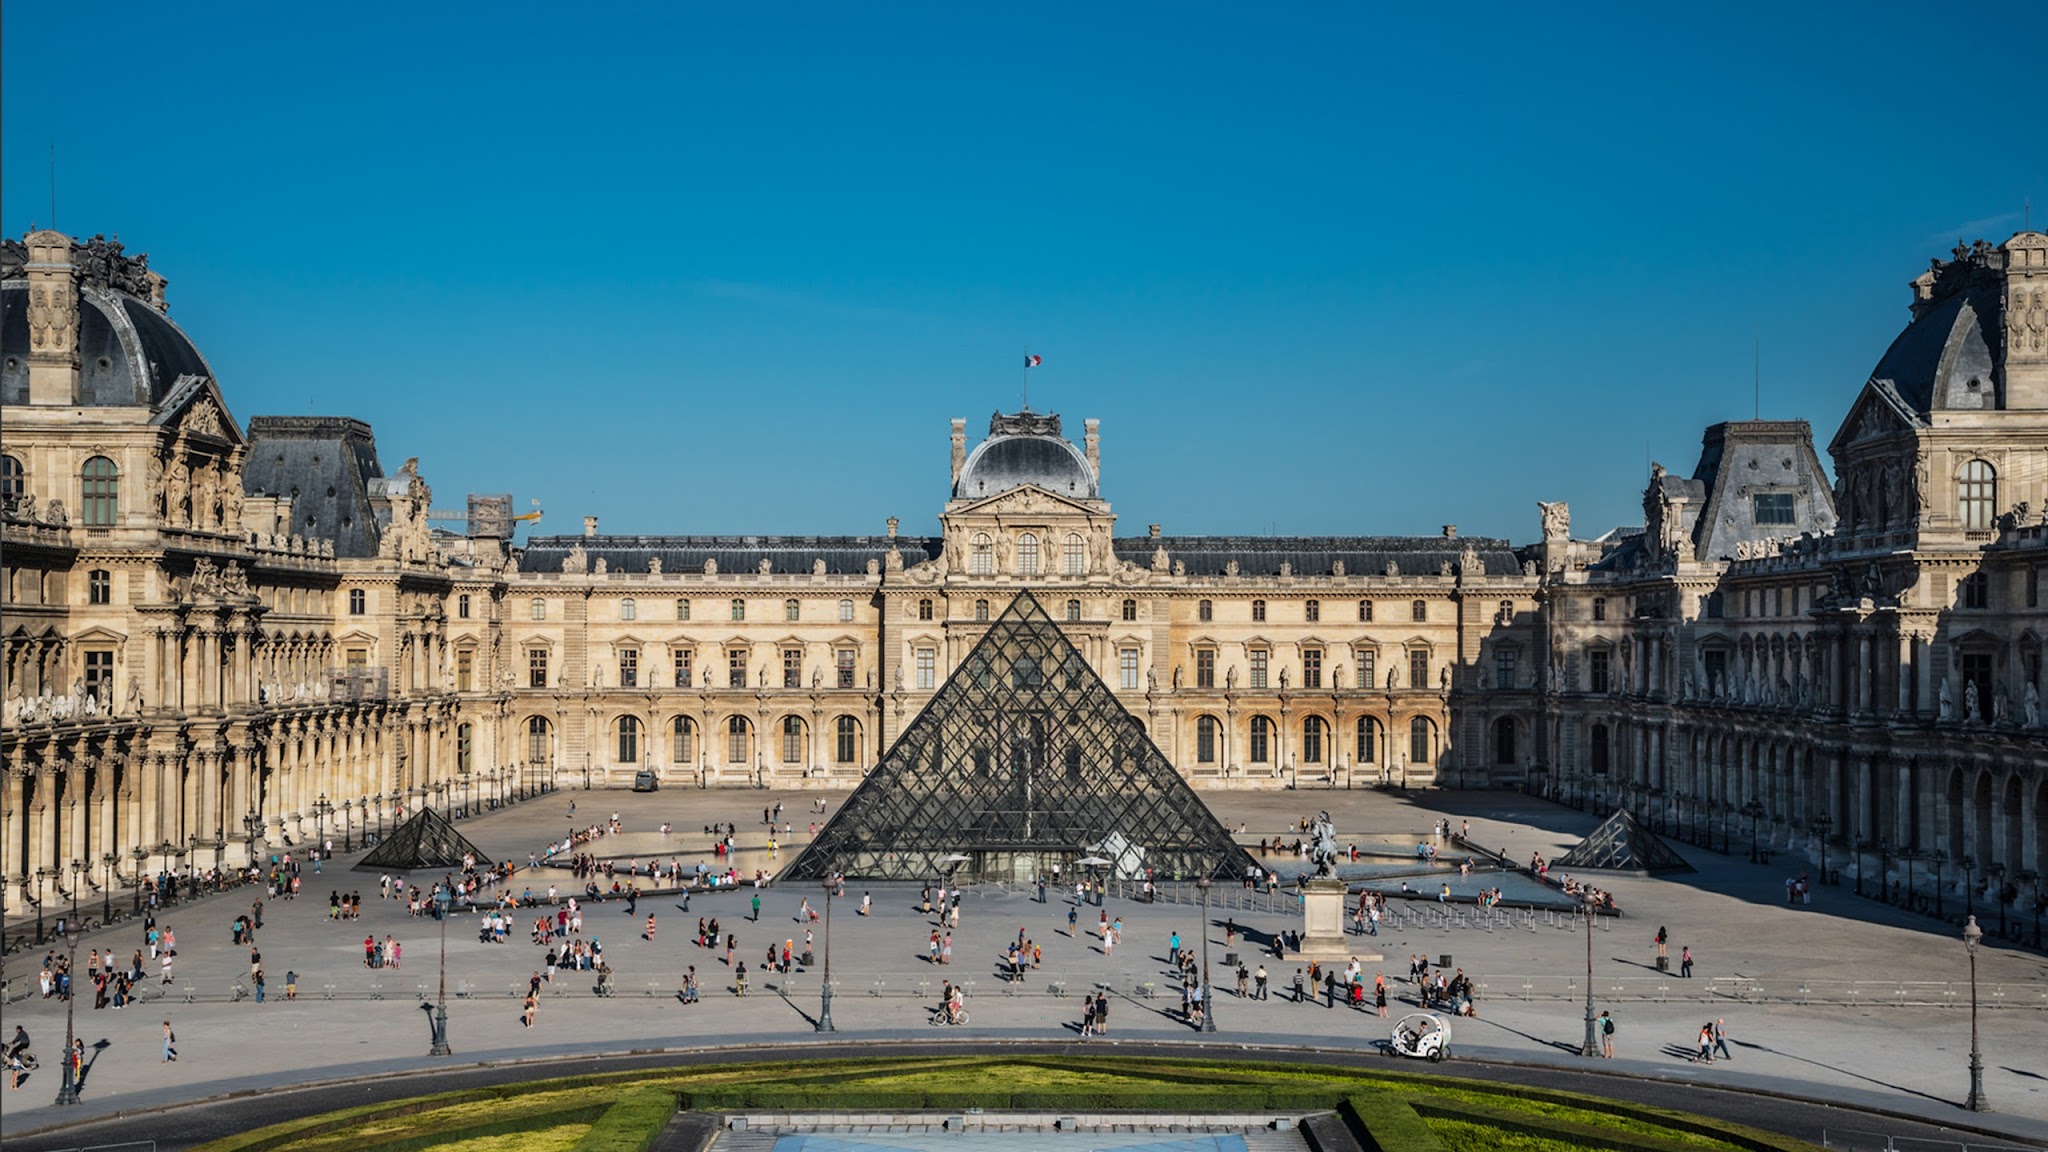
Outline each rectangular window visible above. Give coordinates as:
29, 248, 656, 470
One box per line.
620, 599, 637, 622
1589, 649, 1611, 693
1754, 492, 1797, 525
349, 588, 366, 615
728, 649, 748, 688
1703, 650, 1727, 694
83, 649, 114, 702
1591, 597, 1606, 622
731, 599, 746, 622
1119, 648, 1140, 691
1251, 600, 1267, 622
784, 648, 803, 688
619, 648, 638, 688
783, 721, 803, 764
88, 569, 112, 605
836, 649, 856, 689
346, 647, 368, 668
785, 599, 801, 622
457, 593, 470, 619
836, 720, 857, 763
676, 598, 691, 621
1302, 648, 1322, 689
1495, 647, 1516, 689
1249, 649, 1269, 690
1358, 600, 1373, 622
1198, 600, 1213, 622
1196, 648, 1216, 689
1409, 649, 1429, 691
672, 649, 693, 688
916, 648, 935, 690
838, 599, 854, 623
531, 598, 546, 621
1961, 573, 1988, 610
528, 648, 548, 688
1304, 600, 1320, 623
457, 650, 474, 692
1357, 649, 1376, 689
2031, 568, 2042, 609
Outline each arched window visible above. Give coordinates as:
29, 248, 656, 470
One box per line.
1959, 459, 1996, 531
917, 598, 934, 621
1, 455, 23, 502
1358, 599, 1374, 622
81, 456, 118, 526
672, 716, 696, 762
1493, 716, 1517, 765
972, 533, 993, 575
1018, 533, 1040, 577
1121, 598, 1137, 621
730, 598, 746, 621
1411, 599, 1427, 623
531, 598, 546, 620
619, 598, 636, 621
727, 716, 751, 763
1302, 716, 1326, 763
781, 716, 805, 763
1250, 716, 1273, 763
1409, 717, 1434, 765
1198, 599, 1214, 622
1064, 534, 1086, 575
675, 598, 691, 621
1589, 722, 1610, 775
1251, 599, 1266, 622
1065, 599, 1081, 622
835, 715, 858, 763
457, 723, 473, 773
1355, 716, 1379, 762
1196, 715, 1219, 763
1304, 599, 1320, 623
974, 599, 990, 622
527, 716, 552, 765
838, 599, 854, 623
617, 716, 640, 763
88, 569, 111, 605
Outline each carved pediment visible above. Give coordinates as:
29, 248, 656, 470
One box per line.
953, 484, 1095, 517
1829, 382, 1922, 453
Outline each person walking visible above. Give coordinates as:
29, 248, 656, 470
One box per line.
1169, 930, 1182, 967
161, 1019, 177, 1063
1694, 1022, 1715, 1064
1599, 1010, 1616, 1057
750, 893, 761, 922
1712, 1018, 1732, 1061
1067, 906, 1079, 936
1254, 964, 1269, 1000
1375, 972, 1388, 1017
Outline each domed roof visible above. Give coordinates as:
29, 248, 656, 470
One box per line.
1, 234, 210, 410
954, 411, 1099, 500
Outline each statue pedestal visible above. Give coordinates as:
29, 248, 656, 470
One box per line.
1287, 877, 1380, 963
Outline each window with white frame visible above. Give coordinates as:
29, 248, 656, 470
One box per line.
620, 598, 636, 622
1064, 534, 1085, 575
1249, 649, 1269, 689
1018, 533, 1039, 577
838, 599, 854, 623
916, 647, 935, 690
972, 534, 993, 574
1119, 647, 1139, 690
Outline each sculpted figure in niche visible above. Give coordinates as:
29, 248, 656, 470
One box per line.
168, 458, 191, 526
2026, 683, 2040, 728
1385, 663, 1399, 690
1964, 679, 1980, 723
995, 534, 1013, 568
44, 499, 68, 526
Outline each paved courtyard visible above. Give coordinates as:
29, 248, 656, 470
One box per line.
3, 786, 2045, 1148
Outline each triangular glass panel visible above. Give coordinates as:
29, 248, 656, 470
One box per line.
785, 590, 1256, 883
352, 806, 493, 873
1553, 807, 1693, 873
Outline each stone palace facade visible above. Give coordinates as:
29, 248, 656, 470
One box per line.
3, 227, 2044, 921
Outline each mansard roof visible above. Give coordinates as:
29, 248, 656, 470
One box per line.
243, 417, 388, 559
516, 534, 943, 575
1113, 535, 1523, 577
954, 410, 1099, 500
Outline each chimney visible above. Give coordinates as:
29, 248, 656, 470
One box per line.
1084, 418, 1101, 484
886, 516, 899, 539
950, 419, 967, 487
583, 515, 599, 538
1442, 525, 1457, 539
25, 230, 79, 405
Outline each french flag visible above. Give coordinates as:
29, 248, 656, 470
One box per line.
1025, 354, 1042, 368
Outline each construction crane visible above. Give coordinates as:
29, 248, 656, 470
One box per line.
426, 497, 542, 537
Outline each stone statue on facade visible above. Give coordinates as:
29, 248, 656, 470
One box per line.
995, 534, 1013, 568
1938, 675, 1955, 721
1385, 663, 1399, 690
1538, 501, 1570, 541
1964, 680, 1980, 723
2025, 682, 2041, 728
1992, 684, 2010, 725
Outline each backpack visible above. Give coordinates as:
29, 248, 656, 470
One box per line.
1602, 1017, 1615, 1036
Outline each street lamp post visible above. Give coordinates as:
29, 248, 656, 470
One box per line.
1964, 915, 1988, 1111
816, 879, 836, 1032
1741, 798, 1766, 863
68, 858, 81, 933
32, 867, 48, 945
1932, 850, 1947, 919
1579, 895, 1599, 1058
131, 847, 148, 913
1810, 815, 1833, 886
1962, 856, 1976, 921
429, 884, 453, 1056
53, 918, 82, 1106
1196, 876, 1216, 1032
101, 852, 115, 925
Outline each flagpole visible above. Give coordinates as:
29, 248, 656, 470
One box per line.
1022, 347, 1030, 411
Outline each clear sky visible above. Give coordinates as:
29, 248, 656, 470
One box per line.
5, 2, 2042, 544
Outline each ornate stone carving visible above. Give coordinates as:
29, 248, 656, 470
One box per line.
1538, 501, 1570, 541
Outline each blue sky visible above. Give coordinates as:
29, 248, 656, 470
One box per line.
5, 2, 2042, 544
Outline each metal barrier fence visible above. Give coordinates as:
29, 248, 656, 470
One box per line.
1822, 1127, 2040, 1152
1475, 975, 2048, 1010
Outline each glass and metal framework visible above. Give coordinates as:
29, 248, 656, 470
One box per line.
784, 590, 1256, 883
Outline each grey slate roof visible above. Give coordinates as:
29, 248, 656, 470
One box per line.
1, 284, 213, 409
517, 535, 942, 575
242, 417, 387, 558
1113, 535, 1522, 577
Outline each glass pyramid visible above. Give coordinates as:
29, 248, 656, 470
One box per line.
785, 590, 1256, 883
352, 806, 492, 874
1552, 807, 1693, 873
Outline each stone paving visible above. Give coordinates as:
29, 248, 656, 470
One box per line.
2, 786, 2045, 1146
